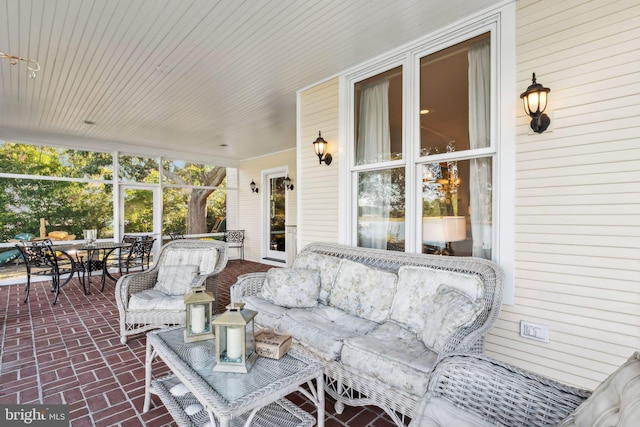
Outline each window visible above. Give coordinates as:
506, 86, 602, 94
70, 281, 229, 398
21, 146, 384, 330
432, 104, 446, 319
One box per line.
342, 5, 514, 301
419, 34, 493, 258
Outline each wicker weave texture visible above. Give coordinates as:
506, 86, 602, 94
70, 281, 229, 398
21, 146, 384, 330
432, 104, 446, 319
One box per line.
146, 326, 323, 427
116, 239, 228, 344
230, 242, 505, 426
425, 353, 592, 427
154, 375, 315, 427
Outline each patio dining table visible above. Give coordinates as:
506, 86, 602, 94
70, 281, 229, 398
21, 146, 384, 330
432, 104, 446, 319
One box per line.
55, 241, 131, 294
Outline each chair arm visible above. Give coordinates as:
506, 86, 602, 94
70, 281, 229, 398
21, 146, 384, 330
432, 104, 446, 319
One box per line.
115, 269, 159, 308
422, 353, 591, 427
230, 272, 267, 304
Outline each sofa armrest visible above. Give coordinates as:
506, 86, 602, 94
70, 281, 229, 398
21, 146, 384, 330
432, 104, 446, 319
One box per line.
230, 272, 267, 304
417, 353, 591, 427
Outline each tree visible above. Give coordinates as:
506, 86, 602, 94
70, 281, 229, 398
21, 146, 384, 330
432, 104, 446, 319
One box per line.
162, 163, 226, 234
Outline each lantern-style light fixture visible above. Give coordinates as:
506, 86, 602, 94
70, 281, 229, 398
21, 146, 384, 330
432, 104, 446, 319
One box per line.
312, 131, 332, 165
283, 175, 294, 191
520, 73, 551, 133
212, 302, 258, 373
183, 286, 215, 343
250, 179, 259, 193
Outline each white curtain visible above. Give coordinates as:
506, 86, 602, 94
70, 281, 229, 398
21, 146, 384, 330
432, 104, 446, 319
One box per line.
357, 80, 391, 164
357, 79, 391, 249
468, 40, 492, 259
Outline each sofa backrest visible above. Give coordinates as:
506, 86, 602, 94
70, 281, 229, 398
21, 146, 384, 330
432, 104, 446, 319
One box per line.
298, 242, 504, 353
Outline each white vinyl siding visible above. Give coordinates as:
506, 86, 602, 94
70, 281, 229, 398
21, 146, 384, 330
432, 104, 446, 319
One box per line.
297, 78, 341, 249
487, 0, 640, 390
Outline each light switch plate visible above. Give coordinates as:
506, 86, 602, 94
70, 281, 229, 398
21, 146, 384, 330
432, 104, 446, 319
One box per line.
520, 320, 550, 343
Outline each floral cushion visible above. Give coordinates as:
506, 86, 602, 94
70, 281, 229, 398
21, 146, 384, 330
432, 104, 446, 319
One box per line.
421, 286, 484, 352
341, 321, 438, 395
260, 268, 321, 308
328, 259, 398, 323
154, 264, 200, 296
162, 247, 218, 274
293, 251, 342, 303
390, 266, 484, 336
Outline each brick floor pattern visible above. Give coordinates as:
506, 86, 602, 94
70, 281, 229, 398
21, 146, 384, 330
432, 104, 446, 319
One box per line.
0, 260, 396, 426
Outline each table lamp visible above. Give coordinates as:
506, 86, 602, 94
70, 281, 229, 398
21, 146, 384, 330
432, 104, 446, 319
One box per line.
422, 216, 466, 256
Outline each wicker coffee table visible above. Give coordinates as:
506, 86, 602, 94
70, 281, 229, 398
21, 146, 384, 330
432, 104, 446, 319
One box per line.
143, 326, 324, 427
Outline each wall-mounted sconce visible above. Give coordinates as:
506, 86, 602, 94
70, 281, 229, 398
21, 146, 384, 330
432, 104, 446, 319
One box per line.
250, 179, 259, 193
312, 131, 332, 165
520, 72, 551, 133
283, 175, 294, 191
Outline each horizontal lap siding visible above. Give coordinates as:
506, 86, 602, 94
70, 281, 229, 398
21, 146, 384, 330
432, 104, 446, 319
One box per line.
487, 0, 640, 389
238, 149, 297, 262
298, 78, 340, 249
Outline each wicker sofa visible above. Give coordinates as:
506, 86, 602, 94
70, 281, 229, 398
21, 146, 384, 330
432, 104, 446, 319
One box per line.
231, 242, 504, 426
410, 352, 640, 427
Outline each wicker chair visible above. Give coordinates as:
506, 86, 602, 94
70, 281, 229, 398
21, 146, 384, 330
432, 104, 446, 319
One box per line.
409, 352, 597, 427
116, 239, 228, 344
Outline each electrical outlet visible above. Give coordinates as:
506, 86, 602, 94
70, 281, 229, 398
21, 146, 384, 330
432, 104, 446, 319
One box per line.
520, 320, 550, 343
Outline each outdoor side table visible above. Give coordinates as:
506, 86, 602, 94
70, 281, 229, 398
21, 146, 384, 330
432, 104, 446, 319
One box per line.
144, 326, 325, 427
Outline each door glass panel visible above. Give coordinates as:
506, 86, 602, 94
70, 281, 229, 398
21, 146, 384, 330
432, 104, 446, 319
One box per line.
269, 177, 286, 254
123, 188, 154, 234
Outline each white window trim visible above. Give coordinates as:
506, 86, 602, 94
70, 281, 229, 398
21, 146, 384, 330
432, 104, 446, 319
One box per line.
338, 2, 515, 304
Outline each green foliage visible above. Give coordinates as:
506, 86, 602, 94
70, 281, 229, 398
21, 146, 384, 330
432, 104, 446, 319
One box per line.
0, 141, 226, 242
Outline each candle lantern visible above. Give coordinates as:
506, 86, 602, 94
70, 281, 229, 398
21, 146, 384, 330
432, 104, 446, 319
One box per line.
212, 302, 258, 373
183, 286, 215, 343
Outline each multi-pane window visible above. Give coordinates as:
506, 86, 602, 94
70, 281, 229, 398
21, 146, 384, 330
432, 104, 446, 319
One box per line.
352, 33, 494, 260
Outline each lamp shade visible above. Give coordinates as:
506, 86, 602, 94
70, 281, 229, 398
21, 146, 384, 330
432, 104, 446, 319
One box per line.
422, 216, 466, 243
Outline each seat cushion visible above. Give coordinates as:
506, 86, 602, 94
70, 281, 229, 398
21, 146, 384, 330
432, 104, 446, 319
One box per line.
243, 295, 289, 331
278, 305, 379, 361
162, 247, 219, 274
128, 289, 185, 311
558, 352, 640, 427
341, 321, 438, 396
409, 394, 495, 427
154, 264, 200, 295
260, 268, 321, 308
293, 251, 342, 304
328, 259, 397, 323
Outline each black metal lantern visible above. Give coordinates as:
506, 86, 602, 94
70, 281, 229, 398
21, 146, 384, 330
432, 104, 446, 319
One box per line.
212, 303, 258, 373
250, 179, 259, 193
520, 73, 551, 133
283, 175, 294, 191
312, 131, 332, 165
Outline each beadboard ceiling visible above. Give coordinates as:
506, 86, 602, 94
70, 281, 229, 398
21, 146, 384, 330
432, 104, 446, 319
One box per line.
0, 0, 499, 166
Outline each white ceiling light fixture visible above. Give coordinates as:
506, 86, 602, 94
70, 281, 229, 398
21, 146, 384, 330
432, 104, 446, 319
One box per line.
0, 52, 40, 78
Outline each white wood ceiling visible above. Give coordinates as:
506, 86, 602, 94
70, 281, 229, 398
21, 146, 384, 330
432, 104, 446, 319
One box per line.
0, 0, 500, 166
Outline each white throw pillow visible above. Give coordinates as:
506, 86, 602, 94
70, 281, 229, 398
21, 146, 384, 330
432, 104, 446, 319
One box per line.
260, 268, 321, 308
293, 251, 342, 303
154, 264, 200, 295
162, 247, 218, 274
421, 285, 484, 352
328, 259, 397, 323
390, 265, 485, 337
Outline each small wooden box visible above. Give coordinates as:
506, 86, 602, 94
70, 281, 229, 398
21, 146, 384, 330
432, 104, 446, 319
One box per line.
255, 329, 292, 359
